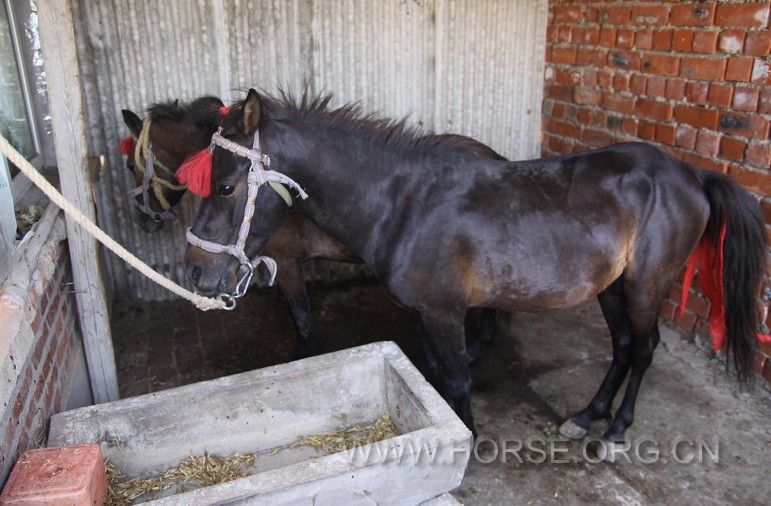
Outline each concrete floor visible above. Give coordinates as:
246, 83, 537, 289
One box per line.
112, 277, 771, 505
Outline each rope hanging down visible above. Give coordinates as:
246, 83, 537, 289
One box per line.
0, 134, 227, 311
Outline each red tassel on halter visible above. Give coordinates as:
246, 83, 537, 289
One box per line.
219, 105, 230, 117
176, 148, 213, 197
119, 136, 135, 156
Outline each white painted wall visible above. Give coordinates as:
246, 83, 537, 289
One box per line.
73, 0, 548, 300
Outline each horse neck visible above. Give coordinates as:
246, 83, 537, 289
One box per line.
266, 121, 410, 263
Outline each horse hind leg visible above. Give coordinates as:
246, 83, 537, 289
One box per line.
560, 276, 634, 439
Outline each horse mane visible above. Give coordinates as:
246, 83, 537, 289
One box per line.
147, 95, 224, 131
235, 89, 478, 156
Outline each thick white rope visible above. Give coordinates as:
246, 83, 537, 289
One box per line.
0, 134, 226, 311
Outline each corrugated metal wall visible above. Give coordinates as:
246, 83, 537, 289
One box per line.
73, 0, 548, 300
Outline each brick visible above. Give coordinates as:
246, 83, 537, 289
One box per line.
636, 29, 654, 49
745, 143, 771, 168
598, 6, 631, 25
718, 111, 770, 139
680, 56, 727, 80
621, 117, 639, 136
577, 107, 593, 124
552, 46, 577, 64
725, 57, 755, 81
646, 76, 666, 97
630, 74, 647, 95
597, 70, 613, 88
613, 72, 630, 91
617, 29, 634, 49
553, 5, 583, 23
582, 26, 600, 45
546, 83, 573, 101
693, 31, 719, 53
608, 51, 641, 70
696, 130, 721, 156
674, 104, 720, 129
720, 137, 748, 161
655, 123, 677, 145
745, 31, 771, 56
707, 83, 734, 107
639, 119, 656, 140
633, 5, 670, 25
670, 3, 716, 26
555, 68, 580, 85
583, 68, 598, 86
683, 151, 728, 172
600, 27, 617, 46
752, 59, 771, 84
673, 29, 695, 51
686, 81, 709, 103
582, 128, 614, 147
653, 29, 673, 50
573, 86, 601, 105
729, 165, 771, 194
732, 87, 760, 112
676, 124, 698, 149
637, 98, 674, 121
556, 26, 572, 44
642, 54, 680, 76
719, 29, 746, 54
576, 47, 608, 66
760, 88, 771, 113
585, 7, 599, 23
715, 3, 770, 28
601, 92, 636, 114
665, 79, 686, 100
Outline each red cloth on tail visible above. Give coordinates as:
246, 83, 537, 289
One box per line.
678, 223, 727, 351
119, 136, 135, 156
176, 148, 213, 197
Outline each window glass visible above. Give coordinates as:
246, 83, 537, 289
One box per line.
0, 1, 36, 161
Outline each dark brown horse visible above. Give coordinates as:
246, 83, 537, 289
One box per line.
185, 89, 765, 444
121, 97, 501, 358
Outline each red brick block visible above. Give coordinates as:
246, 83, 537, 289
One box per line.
0, 444, 107, 506
621, 117, 639, 136
582, 26, 600, 45
630, 74, 646, 95
613, 72, 631, 91
693, 31, 719, 53
707, 83, 734, 107
751, 59, 771, 84
745, 31, 771, 56
760, 87, 771, 113
598, 6, 631, 25
683, 151, 728, 172
639, 119, 657, 140
642, 54, 680, 76
616, 29, 634, 49
637, 98, 674, 121
600, 27, 617, 46
725, 57, 755, 81
686, 81, 710, 103
676, 124, 699, 149
556, 27, 572, 44
552, 46, 578, 65
633, 5, 670, 25
696, 130, 721, 156
732, 87, 760, 112
583, 68, 598, 86
601, 92, 637, 114
718, 111, 770, 139
673, 29, 695, 51
719, 29, 746, 54
582, 128, 614, 147
675, 104, 720, 129
636, 29, 654, 49
597, 70, 613, 88
720, 136, 748, 161
745, 143, 771, 168
653, 29, 673, 50
577, 107, 593, 124
655, 123, 677, 145
715, 3, 770, 28
665, 79, 686, 100
553, 5, 584, 23
574, 86, 601, 105
729, 164, 771, 194
646, 76, 666, 97
546, 83, 574, 101
670, 3, 717, 26
576, 48, 608, 66
680, 56, 727, 80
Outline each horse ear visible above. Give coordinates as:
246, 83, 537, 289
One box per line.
122, 109, 143, 137
243, 88, 263, 135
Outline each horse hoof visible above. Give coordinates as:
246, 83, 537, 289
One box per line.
559, 418, 588, 439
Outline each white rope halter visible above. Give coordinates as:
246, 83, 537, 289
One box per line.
186, 128, 308, 306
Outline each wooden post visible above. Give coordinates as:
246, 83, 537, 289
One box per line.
37, 0, 119, 402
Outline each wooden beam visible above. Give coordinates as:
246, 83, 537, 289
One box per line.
37, 0, 118, 402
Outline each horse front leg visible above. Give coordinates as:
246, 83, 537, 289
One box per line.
420, 309, 476, 437
276, 258, 321, 359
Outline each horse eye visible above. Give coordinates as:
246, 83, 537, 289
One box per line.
218, 185, 235, 196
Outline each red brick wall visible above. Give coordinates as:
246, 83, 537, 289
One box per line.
0, 242, 87, 484
542, 1, 771, 379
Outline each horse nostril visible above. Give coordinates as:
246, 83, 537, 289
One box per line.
191, 266, 202, 283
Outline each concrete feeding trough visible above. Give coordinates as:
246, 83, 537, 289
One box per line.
48, 341, 472, 504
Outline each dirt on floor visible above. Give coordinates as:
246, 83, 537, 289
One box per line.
112, 276, 771, 505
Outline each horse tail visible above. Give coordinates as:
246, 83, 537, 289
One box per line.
688, 171, 766, 382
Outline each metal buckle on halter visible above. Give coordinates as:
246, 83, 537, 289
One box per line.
216, 293, 237, 311
233, 262, 254, 299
